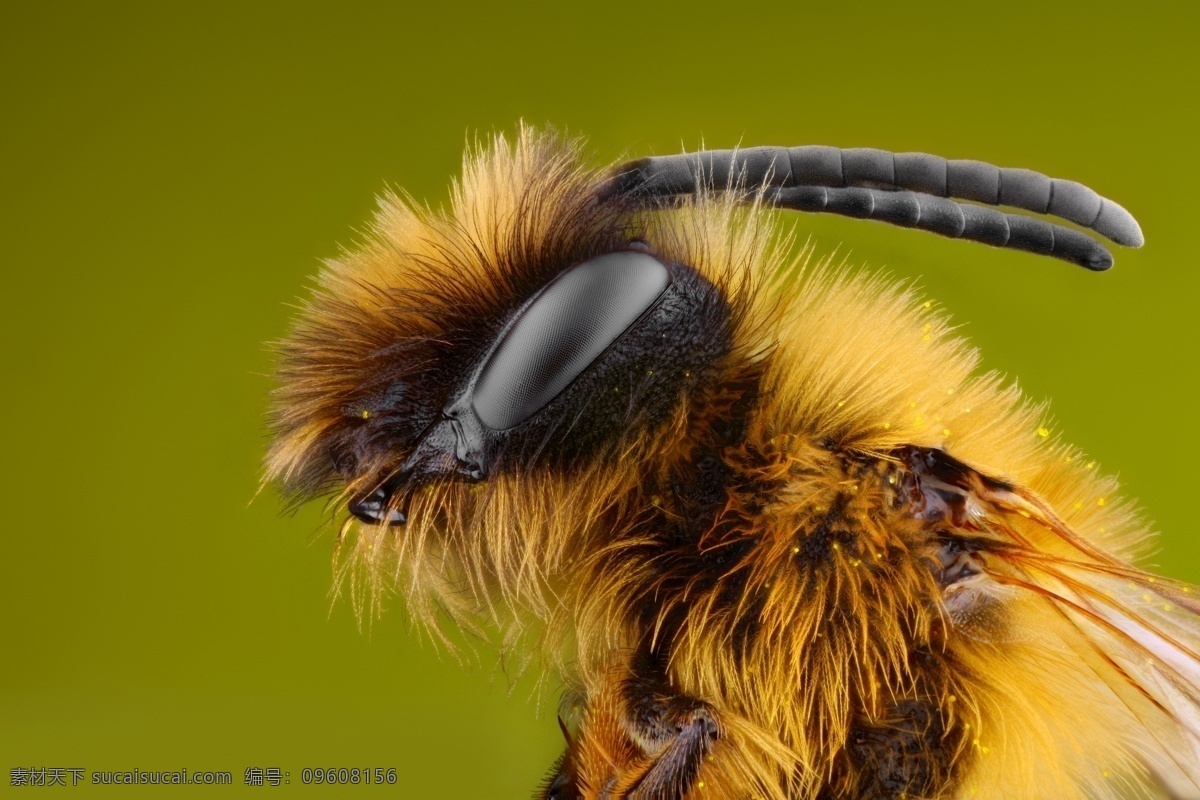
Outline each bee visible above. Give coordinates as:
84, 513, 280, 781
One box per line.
266, 125, 1200, 799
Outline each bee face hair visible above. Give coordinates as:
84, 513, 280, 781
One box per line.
269, 126, 1200, 800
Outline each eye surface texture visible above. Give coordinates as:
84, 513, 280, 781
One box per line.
471, 251, 670, 431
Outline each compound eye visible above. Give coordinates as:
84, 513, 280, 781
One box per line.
471, 251, 670, 431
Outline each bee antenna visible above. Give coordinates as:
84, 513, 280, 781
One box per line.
601, 146, 1144, 271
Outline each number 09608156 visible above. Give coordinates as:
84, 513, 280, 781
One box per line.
300, 767, 397, 785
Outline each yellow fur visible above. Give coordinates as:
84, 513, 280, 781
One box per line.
268, 126, 1196, 799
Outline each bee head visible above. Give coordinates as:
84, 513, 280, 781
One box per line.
337, 248, 729, 527
269, 127, 1143, 530
266, 130, 734, 530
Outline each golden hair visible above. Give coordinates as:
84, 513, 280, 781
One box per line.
269, 126, 1198, 799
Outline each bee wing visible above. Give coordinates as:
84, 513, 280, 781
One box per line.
905, 447, 1200, 795
999, 560, 1200, 796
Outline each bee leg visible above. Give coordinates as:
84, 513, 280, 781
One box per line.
621, 673, 721, 800
845, 699, 958, 800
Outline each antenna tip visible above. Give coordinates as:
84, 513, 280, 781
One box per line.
1096, 199, 1145, 248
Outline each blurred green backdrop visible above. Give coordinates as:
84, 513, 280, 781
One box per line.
2, 1, 1196, 797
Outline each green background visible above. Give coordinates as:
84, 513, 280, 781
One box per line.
2, 2, 1196, 797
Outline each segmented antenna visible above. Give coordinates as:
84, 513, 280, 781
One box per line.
602, 146, 1144, 270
